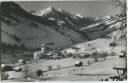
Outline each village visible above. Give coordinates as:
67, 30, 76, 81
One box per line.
1, 40, 127, 81
1, 0, 127, 82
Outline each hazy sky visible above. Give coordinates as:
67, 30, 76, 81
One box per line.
17, 0, 121, 17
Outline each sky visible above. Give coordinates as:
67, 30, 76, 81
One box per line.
16, 0, 121, 17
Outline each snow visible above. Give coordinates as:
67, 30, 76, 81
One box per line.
1, 64, 6, 68
76, 13, 84, 18
8, 55, 124, 81
75, 60, 80, 64
32, 7, 56, 16
3, 37, 126, 81
102, 16, 111, 20
5, 71, 24, 79
65, 38, 125, 55
13, 67, 21, 71
58, 9, 63, 13
80, 22, 101, 30
47, 18, 56, 21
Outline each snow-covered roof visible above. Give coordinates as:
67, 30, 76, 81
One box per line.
1, 64, 6, 68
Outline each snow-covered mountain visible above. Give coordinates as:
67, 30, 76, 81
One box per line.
1, 2, 84, 49
80, 10, 126, 41
31, 6, 98, 30
1, 1, 125, 52
69, 10, 126, 54
32, 7, 57, 16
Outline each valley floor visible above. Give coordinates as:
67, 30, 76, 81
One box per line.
43, 55, 125, 81
2, 55, 126, 81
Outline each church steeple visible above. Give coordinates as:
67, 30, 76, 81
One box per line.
41, 43, 45, 52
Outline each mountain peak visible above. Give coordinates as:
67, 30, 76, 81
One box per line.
47, 6, 56, 11
42, 6, 57, 13
58, 9, 64, 12
32, 6, 57, 16
76, 13, 84, 18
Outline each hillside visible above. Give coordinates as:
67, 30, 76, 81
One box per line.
65, 7, 126, 55
1, 2, 101, 51
1, 1, 126, 52
1, 17, 82, 49
1, 2, 85, 49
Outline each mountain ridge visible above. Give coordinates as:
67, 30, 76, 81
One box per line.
1, 1, 125, 52
1, 2, 86, 50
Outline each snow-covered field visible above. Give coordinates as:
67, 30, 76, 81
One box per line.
2, 38, 126, 81
2, 54, 125, 81
65, 38, 126, 54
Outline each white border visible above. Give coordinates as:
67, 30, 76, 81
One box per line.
0, 0, 128, 83
0, 0, 110, 2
